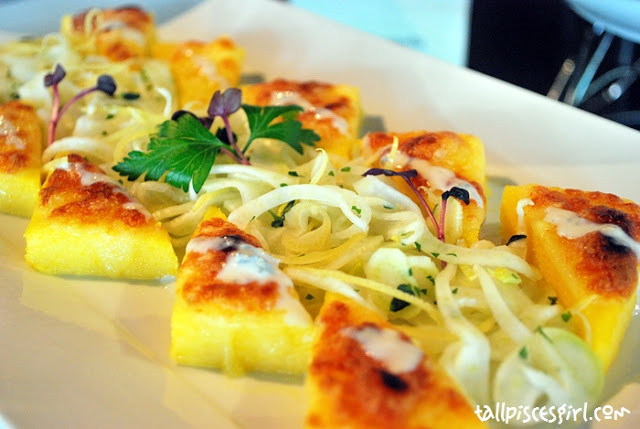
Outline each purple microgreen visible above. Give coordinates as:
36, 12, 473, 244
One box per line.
207, 88, 242, 118
363, 167, 440, 238
438, 187, 471, 241
207, 88, 248, 165
442, 187, 470, 205
44, 65, 117, 146
96, 75, 117, 96
44, 64, 65, 87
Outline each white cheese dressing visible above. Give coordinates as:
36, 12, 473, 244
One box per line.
189, 55, 228, 87
0, 116, 26, 150
383, 151, 484, 208
186, 236, 313, 326
99, 20, 146, 47
516, 198, 534, 233
342, 325, 423, 374
55, 160, 152, 219
270, 90, 350, 135
545, 206, 640, 259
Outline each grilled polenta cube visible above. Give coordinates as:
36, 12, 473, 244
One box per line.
305, 294, 486, 429
152, 37, 244, 109
170, 217, 313, 375
500, 184, 640, 370
362, 131, 487, 244
0, 101, 42, 217
61, 6, 156, 61
24, 154, 177, 279
242, 79, 362, 159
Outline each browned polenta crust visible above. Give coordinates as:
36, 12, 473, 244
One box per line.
365, 130, 486, 201
529, 185, 640, 298
306, 298, 484, 429
39, 154, 149, 228
179, 217, 281, 311
0, 101, 41, 173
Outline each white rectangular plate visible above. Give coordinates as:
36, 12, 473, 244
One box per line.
1, 0, 640, 428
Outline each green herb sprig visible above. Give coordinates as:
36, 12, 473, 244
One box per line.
113, 88, 319, 193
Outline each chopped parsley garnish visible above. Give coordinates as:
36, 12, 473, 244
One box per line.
389, 283, 425, 312
414, 241, 422, 252
340, 166, 351, 172
561, 311, 572, 322
121, 91, 140, 100
536, 326, 553, 343
519, 346, 528, 359
268, 200, 296, 228
547, 296, 558, 306
113, 88, 319, 193
351, 205, 362, 215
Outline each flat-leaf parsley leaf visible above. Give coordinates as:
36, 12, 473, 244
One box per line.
242, 104, 320, 154
113, 113, 228, 192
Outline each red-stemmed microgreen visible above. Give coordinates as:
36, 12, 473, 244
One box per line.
44, 63, 117, 146
207, 88, 248, 164
363, 167, 470, 243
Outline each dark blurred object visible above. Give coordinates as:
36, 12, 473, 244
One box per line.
468, 0, 640, 130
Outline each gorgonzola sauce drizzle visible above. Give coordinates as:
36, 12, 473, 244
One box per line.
545, 206, 640, 259
342, 325, 423, 374
270, 90, 350, 136
0, 116, 26, 150
383, 151, 484, 208
186, 235, 313, 326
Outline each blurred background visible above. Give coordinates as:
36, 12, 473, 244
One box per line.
290, 0, 640, 131
0, 0, 638, 130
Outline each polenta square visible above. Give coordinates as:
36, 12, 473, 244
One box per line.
61, 6, 156, 61
24, 154, 177, 280
305, 294, 487, 429
152, 37, 244, 109
170, 217, 313, 375
362, 130, 487, 244
500, 184, 640, 370
242, 79, 362, 160
0, 101, 43, 217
